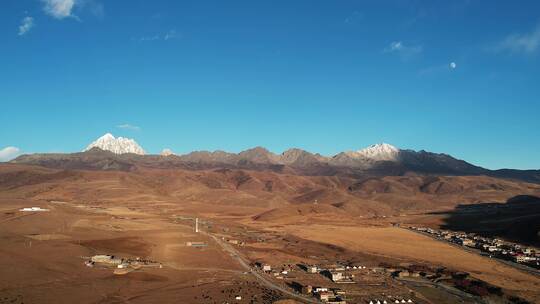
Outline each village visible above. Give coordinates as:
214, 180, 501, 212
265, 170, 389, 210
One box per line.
408, 226, 540, 270
174, 218, 425, 303
84, 254, 163, 275
250, 261, 420, 304
201, 218, 539, 304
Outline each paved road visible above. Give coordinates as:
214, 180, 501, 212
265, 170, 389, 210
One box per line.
205, 232, 319, 303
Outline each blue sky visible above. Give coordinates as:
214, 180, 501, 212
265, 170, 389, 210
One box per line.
1, 0, 539, 169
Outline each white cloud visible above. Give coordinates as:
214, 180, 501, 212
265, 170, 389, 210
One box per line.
164, 29, 177, 41
41, 0, 104, 20
384, 41, 423, 59
117, 124, 141, 131
42, 0, 77, 19
18, 16, 34, 36
0, 147, 21, 162
139, 35, 160, 42
494, 25, 540, 54
138, 29, 178, 42
344, 11, 363, 25
387, 41, 403, 51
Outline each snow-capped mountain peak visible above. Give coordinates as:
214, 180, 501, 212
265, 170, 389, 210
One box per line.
84, 133, 146, 155
101, 133, 114, 140
160, 148, 175, 156
354, 143, 400, 161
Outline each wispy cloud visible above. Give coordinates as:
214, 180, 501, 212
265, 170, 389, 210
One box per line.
117, 124, 141, 131
0, 146, 21, 162
493, 25, 540, 54
139, 35, 160, 42
137, 29, 178, 42
81, 0, 104, 19
41, 0, 103, 20
42, 0, 77, 19
164, 29, 177, 40
383, 41, 423, 60
344, 11, 363, 25
18, 16, 34, 36
419, 62, 458, 76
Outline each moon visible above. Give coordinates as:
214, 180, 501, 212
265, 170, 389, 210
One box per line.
450, 62, 457, 69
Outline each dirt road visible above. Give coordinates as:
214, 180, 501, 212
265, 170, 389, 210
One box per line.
205, 232, 319, 303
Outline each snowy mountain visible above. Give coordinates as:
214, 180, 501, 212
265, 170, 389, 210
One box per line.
83, 133, 145, 155
354, 143, 400, 161
331, 143, 400, 167
160, 148, 175, 156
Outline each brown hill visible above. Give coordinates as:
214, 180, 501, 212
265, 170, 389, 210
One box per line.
11, 147, 540, 183
1, 163, 539, 221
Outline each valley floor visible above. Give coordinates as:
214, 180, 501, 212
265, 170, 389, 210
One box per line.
1, 197, 539, 303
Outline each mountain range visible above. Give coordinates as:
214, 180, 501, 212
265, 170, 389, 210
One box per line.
8, 133, 540, 183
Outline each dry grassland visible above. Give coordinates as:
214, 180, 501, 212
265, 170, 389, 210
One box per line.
277, 224, 540, 300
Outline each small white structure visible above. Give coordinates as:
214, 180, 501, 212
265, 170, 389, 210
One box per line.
20, 207, 49, 212
330, 272, 343, 282
91, 255, 122, 265
84, 261, 94, 267
262, 265, 272, 272
117, 263, 129, 269
235, 295, 242, 300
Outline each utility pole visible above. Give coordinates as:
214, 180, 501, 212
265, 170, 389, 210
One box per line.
195, 218, 199, 233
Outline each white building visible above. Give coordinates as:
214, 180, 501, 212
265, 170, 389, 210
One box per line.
19, 207, 49, 212
330, 272, 343, 282
308, 266, 318, 273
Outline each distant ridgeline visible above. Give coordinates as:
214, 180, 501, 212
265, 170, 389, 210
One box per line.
10, 139, 540, 184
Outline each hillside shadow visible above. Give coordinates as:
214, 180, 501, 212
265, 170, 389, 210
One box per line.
434, 195, 540, 247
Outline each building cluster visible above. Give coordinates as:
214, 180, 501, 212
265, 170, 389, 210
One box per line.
306, 286, 347, 304
257, 263, 296, 279
322, 269, 355, 284
297, 264, 361, 284
410, 227, 540, 268
226, 238, 245, 246
368, 299, 413, 304
84, 254, 162, 274
252, 261, 425, 303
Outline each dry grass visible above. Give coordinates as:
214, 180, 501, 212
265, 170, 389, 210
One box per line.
277, 225, 540, 297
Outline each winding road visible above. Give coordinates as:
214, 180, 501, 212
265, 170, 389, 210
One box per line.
205, 232, 319, 303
